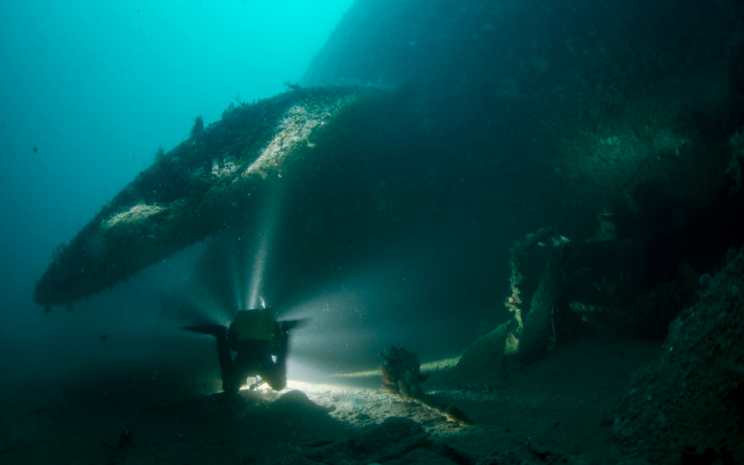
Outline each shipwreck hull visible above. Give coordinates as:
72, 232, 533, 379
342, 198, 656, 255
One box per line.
34, 86, 374, 310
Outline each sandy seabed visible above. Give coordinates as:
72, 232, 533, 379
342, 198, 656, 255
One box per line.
0, 337, 661, 465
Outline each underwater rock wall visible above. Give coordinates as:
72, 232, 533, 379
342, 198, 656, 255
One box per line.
614, 248, 744, 462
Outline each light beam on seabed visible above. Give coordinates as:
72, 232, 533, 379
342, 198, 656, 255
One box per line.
273, 263, 436, 375
246, 185, 284, 310
235, 322, 388, 418
329, 356, 461, 379
233, 258, 461, 409
284, 328, 380, 378
243, 355, 463, 428
246, 378, 393, 425
277, 286, 373, 371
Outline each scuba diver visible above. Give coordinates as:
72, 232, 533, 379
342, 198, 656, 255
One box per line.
183, 309, 301, 395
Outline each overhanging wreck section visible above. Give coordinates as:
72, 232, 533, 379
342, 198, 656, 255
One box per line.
34, 86, 372, 311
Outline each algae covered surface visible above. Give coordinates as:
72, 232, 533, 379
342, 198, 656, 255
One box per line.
34, 86, 373, 309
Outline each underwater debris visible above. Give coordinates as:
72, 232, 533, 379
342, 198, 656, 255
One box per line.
504, 227, 569, 361
379, 346, 472, 426
380, 346, 428, 399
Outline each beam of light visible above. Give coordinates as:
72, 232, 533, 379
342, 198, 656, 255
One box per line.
240, 378, 406, 432
178, 235, 467, 394
329, 356, 461, 378
242, 379, 383, 412
246, 379, 377, 396
279, 285, 367, 321
286, 328, 383, 372
246, 185, 283, 310
247, 232, 269, 309
157, 264, 234, 327
179, 182, 284, 328
232, 235, 245, 311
